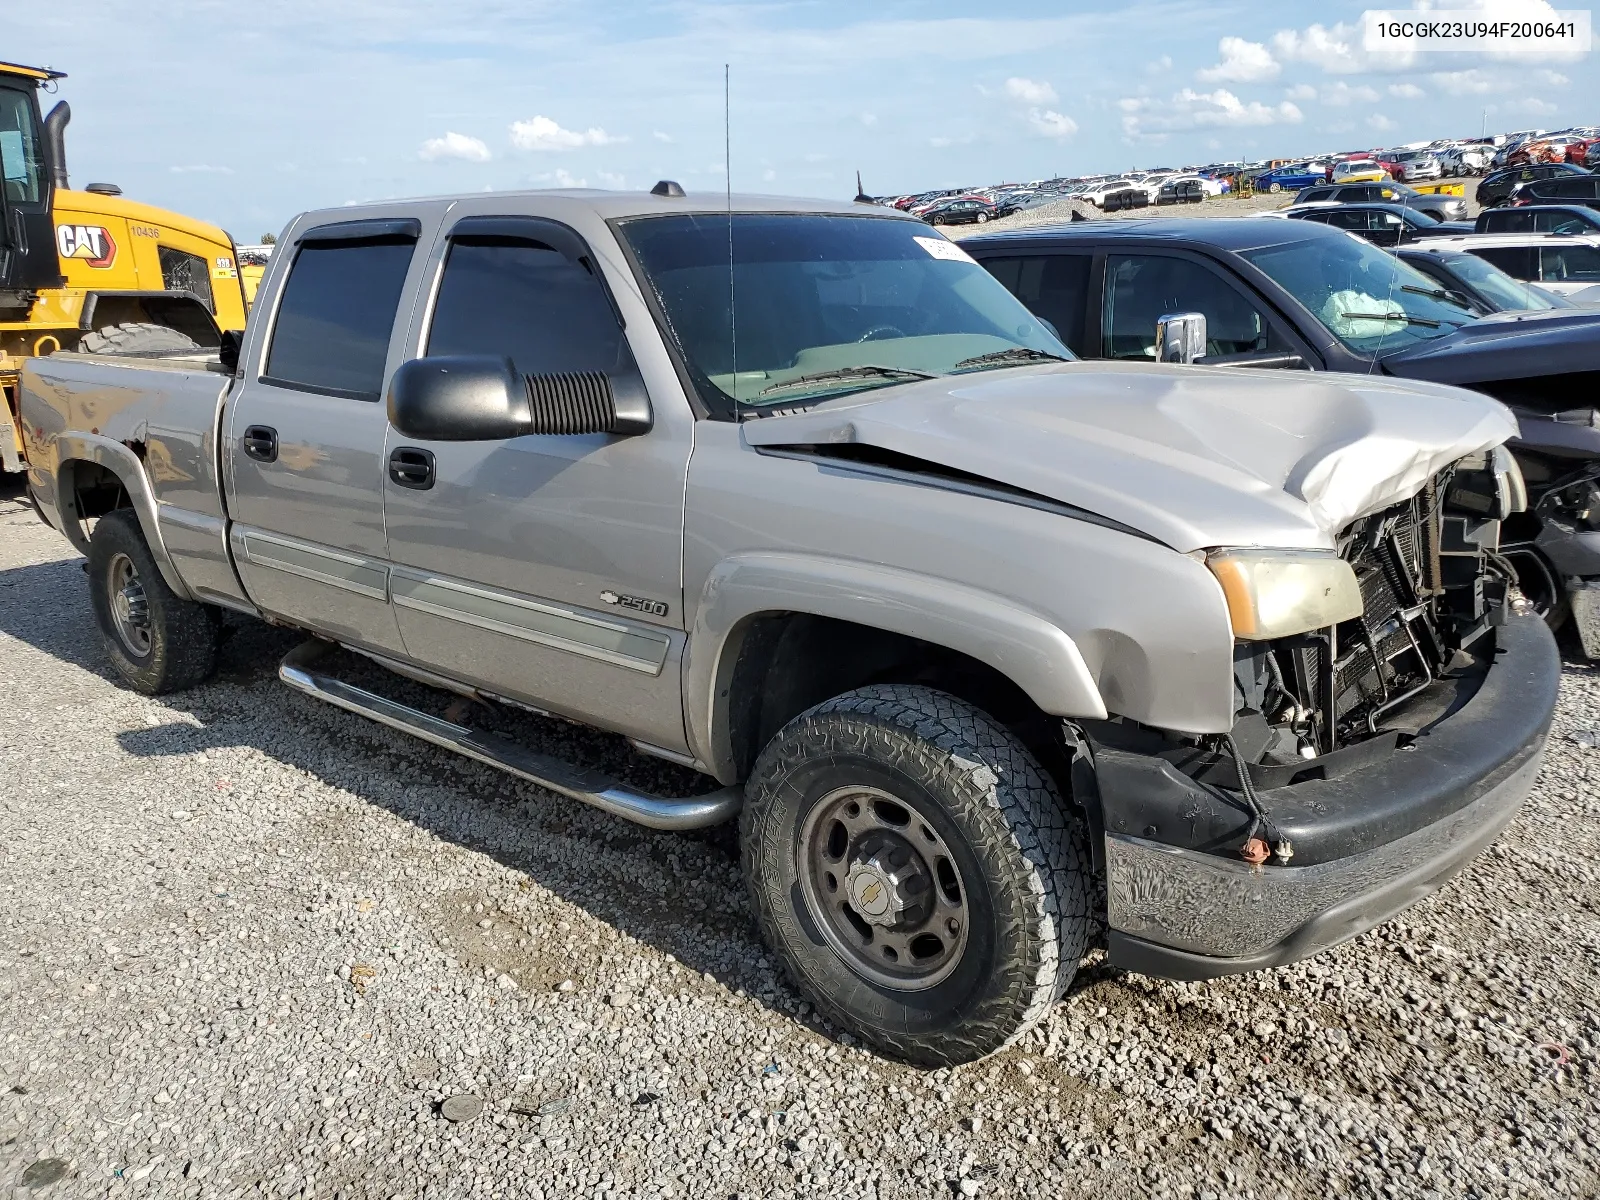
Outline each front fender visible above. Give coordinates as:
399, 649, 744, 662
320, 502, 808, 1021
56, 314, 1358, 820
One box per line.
683, 552, 1108, 781
49, 433, 194, 600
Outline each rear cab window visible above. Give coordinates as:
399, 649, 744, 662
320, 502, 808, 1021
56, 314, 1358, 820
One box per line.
263, 221, 419, 401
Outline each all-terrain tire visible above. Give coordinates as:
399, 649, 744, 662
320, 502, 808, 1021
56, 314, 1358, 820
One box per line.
80, 322, 201, 357
87, 509, 220, 694
741, 684, 1093, 1066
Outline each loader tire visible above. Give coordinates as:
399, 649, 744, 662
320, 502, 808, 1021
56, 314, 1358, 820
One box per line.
741, 684, 1093, 1066
80, 322, 201, 357
87, 510, 220, 694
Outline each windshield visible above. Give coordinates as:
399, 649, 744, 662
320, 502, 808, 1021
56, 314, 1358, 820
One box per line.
1241, 232, 1475, 353
0, 86, 45, 207
1443, 252, 1568, 311
620, 213, 1071, 416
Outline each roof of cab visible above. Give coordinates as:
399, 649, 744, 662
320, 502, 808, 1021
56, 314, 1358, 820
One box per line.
295, 189, 918, 229
0, 61, 66, 82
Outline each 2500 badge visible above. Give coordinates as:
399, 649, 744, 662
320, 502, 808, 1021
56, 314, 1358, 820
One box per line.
599, 590, 669, 618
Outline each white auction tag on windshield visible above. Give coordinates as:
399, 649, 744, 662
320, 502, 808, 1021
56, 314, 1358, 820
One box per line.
913, 236, 977, 264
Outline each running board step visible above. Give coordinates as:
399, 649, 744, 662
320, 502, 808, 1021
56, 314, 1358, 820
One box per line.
278, 640, 741, 830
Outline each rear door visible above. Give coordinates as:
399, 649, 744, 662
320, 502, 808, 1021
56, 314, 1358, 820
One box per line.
1535, 243, 1600, 295
1470, 244, 1538, 282
224, 216, 431, 653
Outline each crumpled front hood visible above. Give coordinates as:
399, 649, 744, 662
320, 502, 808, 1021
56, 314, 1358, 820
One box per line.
741, 361, 1517, 552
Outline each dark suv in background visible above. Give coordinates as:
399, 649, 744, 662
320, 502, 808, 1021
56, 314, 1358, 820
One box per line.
1477, 162, 1591, 207
1507, 172, 1600, 209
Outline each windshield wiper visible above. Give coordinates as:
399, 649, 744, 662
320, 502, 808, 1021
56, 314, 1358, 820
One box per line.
1400, 283, 1472, 310
754, 365, 939, 399
952, 346, 1072, 371
1339, 311, 1443, 329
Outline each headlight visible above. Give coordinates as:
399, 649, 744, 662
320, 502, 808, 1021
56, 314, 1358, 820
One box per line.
1206, 549, 1364, 640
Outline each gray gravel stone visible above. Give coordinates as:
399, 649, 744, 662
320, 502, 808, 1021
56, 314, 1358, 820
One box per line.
1, 480, 1596, 1199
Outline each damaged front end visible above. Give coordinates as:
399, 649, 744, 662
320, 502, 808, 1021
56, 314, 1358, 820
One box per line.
1084, 450, 1561, 980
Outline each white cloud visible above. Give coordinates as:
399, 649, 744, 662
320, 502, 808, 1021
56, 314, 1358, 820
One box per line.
762, 168, 777, 181
1367, 114, 1397, 131
1119, 88, 1303, 138
1147, 55, 1174, 75
929, 136, 953, 148
1197, 37, 1280, 84
595, 170, 626, 189
1320, 81, 1381, 106
1510, 97, 1559, 114
418, 132, 491, 163
542, 167, 587, 188
1428, 69, 1500, 95
1388, 82, 1425, 98
169, 164, 235, 175
1285, 83, 1317, 101
509, 116, 622, 152
652, 130, 674, 143
1004, 77, 1058, 105
1537, 70, 1569, 85
1027, 108, 1079, 138
860, 111, 878, 126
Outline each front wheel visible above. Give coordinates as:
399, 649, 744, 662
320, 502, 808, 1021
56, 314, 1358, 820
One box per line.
1267, 181, 1282, 193
87, 510, 220, 694
741, 685, 1093, 1066
975, 211, 988, 223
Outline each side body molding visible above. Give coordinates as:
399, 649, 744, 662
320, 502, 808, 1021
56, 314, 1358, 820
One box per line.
47, 432, 194, 599
685, 552, 1108, 781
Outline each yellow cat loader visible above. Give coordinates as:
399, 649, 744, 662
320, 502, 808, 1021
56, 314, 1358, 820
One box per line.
1, 60, 247, 472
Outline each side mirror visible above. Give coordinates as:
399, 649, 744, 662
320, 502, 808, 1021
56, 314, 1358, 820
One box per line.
389, 356, 532, 442
388, 355, 653, 441
1154, 312, 1207, 364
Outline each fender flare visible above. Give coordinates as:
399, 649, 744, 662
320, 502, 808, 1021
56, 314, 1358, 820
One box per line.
683, 552, 1108, 782
52, 433, 194, 600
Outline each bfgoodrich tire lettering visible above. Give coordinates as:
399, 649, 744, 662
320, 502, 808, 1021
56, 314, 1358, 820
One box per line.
87, 510, 220, 694
741, 685, 1093, 1066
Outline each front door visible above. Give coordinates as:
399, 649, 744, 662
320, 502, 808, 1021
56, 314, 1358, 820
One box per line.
380, 211, 694, 752
224, 217, 427, 654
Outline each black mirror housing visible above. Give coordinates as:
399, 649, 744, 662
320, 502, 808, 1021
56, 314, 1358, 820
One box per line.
388, 356, 532, 442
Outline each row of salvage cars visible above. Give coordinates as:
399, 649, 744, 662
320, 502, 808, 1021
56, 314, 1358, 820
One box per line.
961, 214, 1600, 653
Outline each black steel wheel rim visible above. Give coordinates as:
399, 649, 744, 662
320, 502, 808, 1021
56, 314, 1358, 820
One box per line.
797, 784, 971, 991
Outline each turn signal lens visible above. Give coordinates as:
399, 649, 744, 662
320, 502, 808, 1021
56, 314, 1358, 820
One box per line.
1206, 550, 1364, 640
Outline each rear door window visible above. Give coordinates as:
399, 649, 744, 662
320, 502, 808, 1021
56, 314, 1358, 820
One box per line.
1484, 210, 1534, 233
980, 253, 1093, 354
264, 232, 417, 401
1103, 253, 1273, 359
1471, 246, 1537, 279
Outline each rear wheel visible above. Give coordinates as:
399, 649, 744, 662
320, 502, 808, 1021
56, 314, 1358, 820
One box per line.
1267, 182, 1282, 193
741, 685, 1093, 1066
87, 510, 220, 694
80, 322, 201, 357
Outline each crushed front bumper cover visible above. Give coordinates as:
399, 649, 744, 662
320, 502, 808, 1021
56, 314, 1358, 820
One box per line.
1102, 611, 1559, 980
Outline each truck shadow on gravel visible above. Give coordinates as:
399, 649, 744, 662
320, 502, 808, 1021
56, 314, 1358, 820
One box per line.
0, 554, 881, 1047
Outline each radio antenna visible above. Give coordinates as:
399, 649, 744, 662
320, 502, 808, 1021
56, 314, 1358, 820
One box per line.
726, 62, 739, 416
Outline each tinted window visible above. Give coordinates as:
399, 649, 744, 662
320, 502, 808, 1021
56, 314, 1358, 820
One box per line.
1104, 254, 1271, 359
427, 236, 628, 377
1471, 246, 1537, 279
981, 254, 1092, 354
1483, 210, 1535, 232
265, 237, 415, 400
1539, 246, 1600, 282
1533, 210, 1600, 233
1298, 187, 1334, 202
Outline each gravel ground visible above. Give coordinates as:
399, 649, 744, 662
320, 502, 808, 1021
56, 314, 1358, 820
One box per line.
2, 475, 1598, 1200
946, 175, 1483, 238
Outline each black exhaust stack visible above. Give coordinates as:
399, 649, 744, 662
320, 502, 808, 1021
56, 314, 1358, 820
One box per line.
43, 101, 70, 190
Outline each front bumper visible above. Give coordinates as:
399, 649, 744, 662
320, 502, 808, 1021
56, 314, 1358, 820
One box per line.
1099, 612, 1559, 980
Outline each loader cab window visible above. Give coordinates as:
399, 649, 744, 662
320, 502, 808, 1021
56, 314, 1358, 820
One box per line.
426, 229, 629, 377
0, 88, 44, 207
263, 233, 416, 401
158, 246, 215, 314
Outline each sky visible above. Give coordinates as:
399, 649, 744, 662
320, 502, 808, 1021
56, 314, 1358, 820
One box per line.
9, 0, 1597, 241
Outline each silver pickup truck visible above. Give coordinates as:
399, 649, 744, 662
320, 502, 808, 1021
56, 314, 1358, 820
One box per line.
19, 187, 1560, 1065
